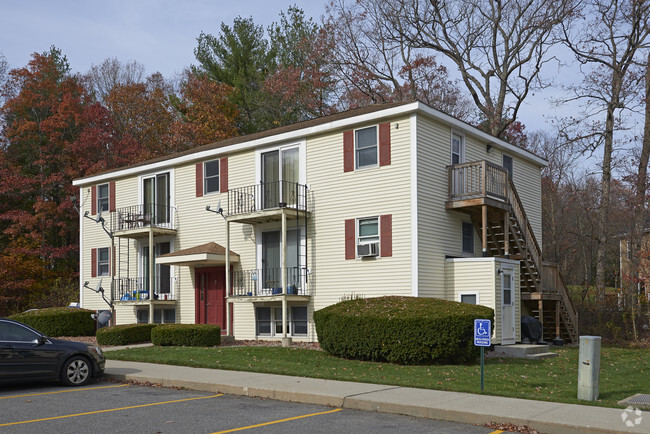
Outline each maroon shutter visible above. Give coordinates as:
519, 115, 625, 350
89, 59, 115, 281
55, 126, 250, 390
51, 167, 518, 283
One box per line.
196, 162, 203, 197
379, 123, 391, 166
345, 219, 355, 260
91, 186, 97, 215
343, 130, 354, 172
111, 246, 116, 276
380, 214, 392, 257
109, 182, 116, 212
220, 157, 228, 193
91, 248, 97, 277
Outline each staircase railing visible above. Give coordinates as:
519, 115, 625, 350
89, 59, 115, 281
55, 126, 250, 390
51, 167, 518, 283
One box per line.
542, 262, 579, 340
505, 177, 542, 284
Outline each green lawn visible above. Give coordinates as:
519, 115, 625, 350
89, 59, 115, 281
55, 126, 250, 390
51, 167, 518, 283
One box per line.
106, 345, 649, 408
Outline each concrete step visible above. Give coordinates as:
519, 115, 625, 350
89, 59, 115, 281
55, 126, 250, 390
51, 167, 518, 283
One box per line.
525, 352, 559, 360
491, 344, 553, 358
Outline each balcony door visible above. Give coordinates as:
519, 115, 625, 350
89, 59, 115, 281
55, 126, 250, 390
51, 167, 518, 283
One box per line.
261, 229, 300, 292
261, 147, 299, 209
143, 172, 170, 225
141, 242, 171, 296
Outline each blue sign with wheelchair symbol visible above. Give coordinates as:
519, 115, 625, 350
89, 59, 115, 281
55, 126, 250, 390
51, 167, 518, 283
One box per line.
474, 319, 491, 347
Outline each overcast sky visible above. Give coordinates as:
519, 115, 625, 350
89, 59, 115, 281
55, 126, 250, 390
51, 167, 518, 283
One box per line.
0, 0, 581, 137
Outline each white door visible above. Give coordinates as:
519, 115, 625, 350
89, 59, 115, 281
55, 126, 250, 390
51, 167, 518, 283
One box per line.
501, 270, 516, 344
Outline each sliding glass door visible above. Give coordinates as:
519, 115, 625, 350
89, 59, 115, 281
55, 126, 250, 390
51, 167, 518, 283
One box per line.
143, 173, 170, 224
261, 147, 299, 209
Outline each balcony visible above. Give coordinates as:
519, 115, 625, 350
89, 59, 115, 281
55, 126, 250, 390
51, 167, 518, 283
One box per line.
109, 204, 177, 238
226, 181, 310, 224
112, 276, 178, 304
446, 160, 510, 211
230, 267, 310, 302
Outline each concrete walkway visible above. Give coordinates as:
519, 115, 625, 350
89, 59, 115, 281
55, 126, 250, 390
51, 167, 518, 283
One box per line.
104, 359, 649, 434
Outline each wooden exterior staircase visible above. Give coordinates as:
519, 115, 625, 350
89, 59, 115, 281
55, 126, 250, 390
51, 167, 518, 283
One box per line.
446, 160, 578, 344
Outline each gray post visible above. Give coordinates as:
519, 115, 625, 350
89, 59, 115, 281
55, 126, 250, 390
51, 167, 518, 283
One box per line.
577, 335, 601, 401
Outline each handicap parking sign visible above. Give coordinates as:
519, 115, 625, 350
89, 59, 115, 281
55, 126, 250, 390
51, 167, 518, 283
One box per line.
474, 319, 491, 346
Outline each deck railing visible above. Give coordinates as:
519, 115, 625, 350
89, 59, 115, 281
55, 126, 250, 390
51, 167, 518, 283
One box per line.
227, 181, 308, 217
541, 262, 578, 332
110, 204, 177, 232
231, 267, 309, 297
447, 160, 508, 202
112, 276, 177, 301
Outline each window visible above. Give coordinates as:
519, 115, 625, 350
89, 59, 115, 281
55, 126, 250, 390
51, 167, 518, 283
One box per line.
503, 155, 513, 177
462, 222, 474, 254
358, 217, 379, 244
0, 320, 40, 342
292, 306, 308, 335
137, 309, 176, 324
460, 294, 478, 305
255, 306, 308, 337
97, 183, 109, 213
204, 160, 220, 194
98, 247, 110, 276
451, 133, 464, 165
355, 126, 378, 169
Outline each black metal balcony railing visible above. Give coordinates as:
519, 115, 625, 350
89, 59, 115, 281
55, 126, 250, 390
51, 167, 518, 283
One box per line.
227, 181, 308, 217
231, 267, 308, 297
447, 160, 508, 202
112, 276, 177, 301
109, 204, 176, 232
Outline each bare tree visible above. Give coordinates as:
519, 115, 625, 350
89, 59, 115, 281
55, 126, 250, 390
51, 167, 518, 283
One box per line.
558, 0, 650, 297
84, 57, 146, 102
324, 0, 473, 120
375, 0, 576, 137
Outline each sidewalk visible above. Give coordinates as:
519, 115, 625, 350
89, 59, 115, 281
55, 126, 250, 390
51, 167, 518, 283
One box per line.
104, 359, 649, 434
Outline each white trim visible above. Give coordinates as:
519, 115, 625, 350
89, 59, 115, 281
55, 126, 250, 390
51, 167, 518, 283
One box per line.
445, 257, 520, 265
410, 114, 418, 297
78, 186, 84, 308
73, 101, 545, 186
458, 291, 480, 305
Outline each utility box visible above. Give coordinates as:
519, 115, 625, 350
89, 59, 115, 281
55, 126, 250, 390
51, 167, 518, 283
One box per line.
577, 335, 601, 401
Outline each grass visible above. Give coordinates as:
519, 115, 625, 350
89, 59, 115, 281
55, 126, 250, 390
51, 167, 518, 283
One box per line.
105, 345, 649, 408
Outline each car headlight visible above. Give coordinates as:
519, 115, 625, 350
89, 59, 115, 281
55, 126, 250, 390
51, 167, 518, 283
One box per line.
88, 346, 104, 359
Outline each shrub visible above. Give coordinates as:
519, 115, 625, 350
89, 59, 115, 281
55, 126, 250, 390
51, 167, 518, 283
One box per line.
96, 323, 157, 346
151, 324, 221, 347
10, 307, 96, 336
314, 296, 494, 365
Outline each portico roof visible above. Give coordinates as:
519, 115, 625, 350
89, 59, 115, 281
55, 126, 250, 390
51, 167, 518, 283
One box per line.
156, 242, 239, 267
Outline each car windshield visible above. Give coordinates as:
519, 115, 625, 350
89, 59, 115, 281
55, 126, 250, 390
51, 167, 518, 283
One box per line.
0, 321, 40, 342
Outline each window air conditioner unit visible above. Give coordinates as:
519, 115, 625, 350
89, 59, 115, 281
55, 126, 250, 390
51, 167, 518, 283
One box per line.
357, 242, 379, 257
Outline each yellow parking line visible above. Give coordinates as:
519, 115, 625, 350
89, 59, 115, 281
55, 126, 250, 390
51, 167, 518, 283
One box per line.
0, 384, 129, 400
211, 408, 342, 433
489, 430, 504, 434
0, 393, 223, 427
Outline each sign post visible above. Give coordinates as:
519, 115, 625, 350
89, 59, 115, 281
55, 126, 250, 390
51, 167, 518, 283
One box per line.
474, 319, 491, 391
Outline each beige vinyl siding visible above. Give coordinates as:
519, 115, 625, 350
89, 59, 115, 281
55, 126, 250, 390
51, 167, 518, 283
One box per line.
444, 257, 520, 344
306, 118, 413, 317
172, 151, 257, 324
510, 157, 542, 247
416, 118, 480, 299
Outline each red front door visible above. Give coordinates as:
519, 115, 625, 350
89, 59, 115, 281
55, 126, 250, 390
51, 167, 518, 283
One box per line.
195, 267, 226, 328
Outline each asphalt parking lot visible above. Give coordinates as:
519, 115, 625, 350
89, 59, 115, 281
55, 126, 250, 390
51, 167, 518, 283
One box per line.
0, 381, 497, 433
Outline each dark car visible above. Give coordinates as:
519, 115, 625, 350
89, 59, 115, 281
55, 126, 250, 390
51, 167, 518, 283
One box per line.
0, 318, 105, 386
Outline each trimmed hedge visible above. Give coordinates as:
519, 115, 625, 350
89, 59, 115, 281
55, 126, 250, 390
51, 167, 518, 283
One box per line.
314, 296, 494, 365
151, 324, 221, 347
96, 324, 157, 346
9, 307, 96, 336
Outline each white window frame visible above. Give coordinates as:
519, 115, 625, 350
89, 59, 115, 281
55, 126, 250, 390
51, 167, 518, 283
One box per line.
357, 216, 380, 246
458, 292, 480, 305
462, 221, 474, 255
98, 247, 110, 277
451, 132, 465, 165
255, 305, 308, 337
203, 159, 220, 195
355, 125, 379, 170
97, 183, 109, 213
